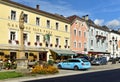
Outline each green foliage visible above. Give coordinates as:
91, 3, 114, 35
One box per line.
47, 60, 54, 66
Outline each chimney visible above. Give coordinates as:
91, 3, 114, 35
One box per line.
85, 15, 89, 20
36, 5, 40, 10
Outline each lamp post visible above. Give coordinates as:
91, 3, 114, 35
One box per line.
109, 36, 117, 64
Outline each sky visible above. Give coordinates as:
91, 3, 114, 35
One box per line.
11, 0, 120, 30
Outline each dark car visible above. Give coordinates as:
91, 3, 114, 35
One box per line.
91, 57, 107, 65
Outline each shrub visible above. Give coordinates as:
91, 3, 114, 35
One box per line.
31, 65, 59, 74
47, 60, 54, 66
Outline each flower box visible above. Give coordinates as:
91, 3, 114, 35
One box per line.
28, 42, 31, 45
50, 44, 53, 47
34, 42, 37, 46
55, 44, 58, 47
64, 45, 67, 48
8, 40, 12, 44
16, 40, 19, 44
59, 45, 61, 48
39, 43, 42, 46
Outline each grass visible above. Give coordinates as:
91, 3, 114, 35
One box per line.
0, 71, 23, 80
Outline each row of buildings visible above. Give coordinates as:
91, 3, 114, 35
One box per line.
0, 0, 120, 63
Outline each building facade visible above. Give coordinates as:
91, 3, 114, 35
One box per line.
85, 17, 110, 58
0, 0, 74, 62
108, 30, 120, 58
67, 15, 88, 55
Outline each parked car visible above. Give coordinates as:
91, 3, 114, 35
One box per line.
77, 55, 90, 61
91, 57, 107, 65
57, 58, 91, 70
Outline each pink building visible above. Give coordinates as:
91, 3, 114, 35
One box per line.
67, 15, 88, 55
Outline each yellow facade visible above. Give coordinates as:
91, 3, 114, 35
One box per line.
0, 0, 71, 61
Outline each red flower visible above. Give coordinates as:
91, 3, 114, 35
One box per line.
55, 44, 57, 47
59, 45, 61, 48
16, 40, 19, 44
34, 42, 37, 46
50, 44, 53, 47
8, 40, 12, 44
39, 43, 42, 46
64, 45, 67, 48
28, 42, 31, 45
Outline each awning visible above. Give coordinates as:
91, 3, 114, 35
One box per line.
51, 49, 77, 56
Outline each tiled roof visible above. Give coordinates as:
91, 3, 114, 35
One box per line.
1, 0, 70, 23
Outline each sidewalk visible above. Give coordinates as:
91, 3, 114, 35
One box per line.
1, 62, 120, 82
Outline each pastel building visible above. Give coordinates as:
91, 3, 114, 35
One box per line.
67, 15, 88, 55
86, 19, 110, 57
108, 30, 120, 58
0, 0, 75, 62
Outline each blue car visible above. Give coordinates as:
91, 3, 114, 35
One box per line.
57, 58, 91, 70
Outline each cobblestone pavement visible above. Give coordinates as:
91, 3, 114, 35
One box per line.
1, 62, 120, 82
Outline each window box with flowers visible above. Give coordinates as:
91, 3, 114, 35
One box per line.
8, 40, 12, 44
28, 42, 31, 46
39, 43, 42, 46
50, 44, 53, 47
16, 40, 19, 44
34, 42, 37, 46
55, 44, 58, 47
64, 45, 67, 48
59, 45, 61, 48
68, 46, 70, 48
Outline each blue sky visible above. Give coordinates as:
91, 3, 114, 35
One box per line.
12, 0, 120, 30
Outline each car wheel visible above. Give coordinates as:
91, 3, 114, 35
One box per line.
74, 66, 79, 70
58, 65, 62, 69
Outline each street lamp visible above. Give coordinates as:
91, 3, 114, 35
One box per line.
109, 36, 117, 64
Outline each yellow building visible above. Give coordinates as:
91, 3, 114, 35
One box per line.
0, 0, 75, 62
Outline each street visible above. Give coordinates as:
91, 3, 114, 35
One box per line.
24, 68, 120, 82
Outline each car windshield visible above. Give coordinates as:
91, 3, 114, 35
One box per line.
81, 58, 89, 62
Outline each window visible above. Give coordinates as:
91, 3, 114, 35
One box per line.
65, 25, 68, 32
91, 40, 93, 46
91, 29, 93, 36
10, 31, 16, 40
36, 17, 40, 25
78, 42, 81, 48
84, 32, 86, 37
74, 29, 77, 36
36, 35, 40, 42
24, 14, 28, 23
47, 20, 50, 28
78, 31, 81, 37
23, 33, 28, 41
96, 31, 98, 35
74, 42, 77, 48
56, 38, 59, 45
65, 39, 68, 46
11, 10, 16, 20
56, 22, 59, 30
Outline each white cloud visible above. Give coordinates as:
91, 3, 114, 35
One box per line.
106, 19, 120, 29
94, 19, 104, 25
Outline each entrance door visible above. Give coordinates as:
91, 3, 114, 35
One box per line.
10, 52, 16, 62
39, 52, 47, 61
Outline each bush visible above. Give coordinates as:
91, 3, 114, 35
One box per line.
31, 65, 59, 74
47, 60, 54, 66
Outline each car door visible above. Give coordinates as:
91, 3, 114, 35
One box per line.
62, 59, 75, 69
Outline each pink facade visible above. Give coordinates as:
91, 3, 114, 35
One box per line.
67, 15, 88, 54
